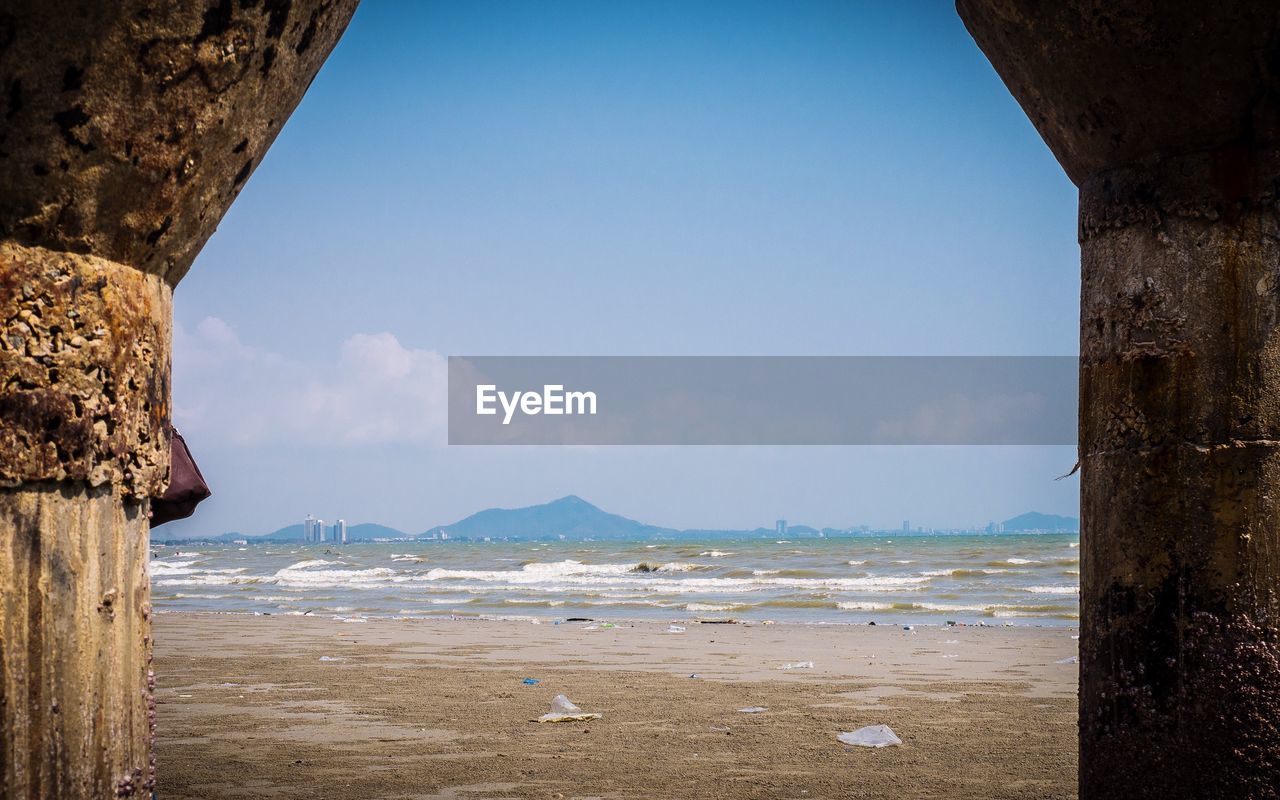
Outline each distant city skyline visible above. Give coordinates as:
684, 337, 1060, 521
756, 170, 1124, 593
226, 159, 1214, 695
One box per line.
303, 515, 350, 544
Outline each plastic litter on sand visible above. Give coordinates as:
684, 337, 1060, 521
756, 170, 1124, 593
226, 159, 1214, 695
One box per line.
535, 694, 602, 723
838, 725, 902, 748
738, 706, 768, 713
779, 661, 815, 670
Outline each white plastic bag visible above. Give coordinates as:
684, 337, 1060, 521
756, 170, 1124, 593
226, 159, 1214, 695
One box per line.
536, 694, 602, 723
779, 661, 814, 670
838, 725, 902, 748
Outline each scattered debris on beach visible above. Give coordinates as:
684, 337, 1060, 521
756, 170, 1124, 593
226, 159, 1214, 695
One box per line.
779, 661, 814, 670
838, 725, 902, 748
738, 706, 768, 713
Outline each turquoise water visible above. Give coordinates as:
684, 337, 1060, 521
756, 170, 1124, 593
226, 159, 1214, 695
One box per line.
150, 534, 1080, 625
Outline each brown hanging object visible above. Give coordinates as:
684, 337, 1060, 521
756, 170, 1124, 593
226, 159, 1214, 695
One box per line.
150, 427, 211, 527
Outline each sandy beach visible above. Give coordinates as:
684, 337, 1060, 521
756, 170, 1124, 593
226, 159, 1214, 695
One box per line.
155, 613, 1078, 799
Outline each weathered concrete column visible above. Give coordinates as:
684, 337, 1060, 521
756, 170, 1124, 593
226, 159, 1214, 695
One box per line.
958, 2, 1280, 797
0, 3, 356, 798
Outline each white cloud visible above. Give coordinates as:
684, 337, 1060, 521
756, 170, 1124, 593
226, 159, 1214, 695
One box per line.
172, 319, 447, 447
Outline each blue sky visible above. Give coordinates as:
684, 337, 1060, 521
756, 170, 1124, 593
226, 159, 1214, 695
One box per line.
165, 0, 1080, 537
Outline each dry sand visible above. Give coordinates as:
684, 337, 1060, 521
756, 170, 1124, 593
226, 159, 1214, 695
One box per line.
155, 613, 1079, 799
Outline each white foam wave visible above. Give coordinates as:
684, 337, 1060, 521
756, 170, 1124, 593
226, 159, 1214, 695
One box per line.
653, 562, 707, 572
413, 563, 933, 595
686, 602, 740, 612
910, 602, 988, 612
150, 560, 203, 576
1020, 585, 1079, 595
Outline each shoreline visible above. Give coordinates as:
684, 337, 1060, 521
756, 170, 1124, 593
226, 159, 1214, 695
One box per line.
155, 612, 1078, 798
155, 606, 1080, 628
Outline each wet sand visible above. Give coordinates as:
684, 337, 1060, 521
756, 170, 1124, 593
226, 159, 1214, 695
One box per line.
155, 613, 1079, 799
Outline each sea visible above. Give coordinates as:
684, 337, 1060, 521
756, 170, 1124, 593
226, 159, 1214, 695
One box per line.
150, 533, 1080, 626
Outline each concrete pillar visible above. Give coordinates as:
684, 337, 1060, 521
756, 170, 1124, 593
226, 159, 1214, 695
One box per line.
957, 2, 1280, 797
0, 3, 356, 798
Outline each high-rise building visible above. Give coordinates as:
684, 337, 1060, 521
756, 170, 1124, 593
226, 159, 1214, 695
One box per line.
304, 514, 316, 543
775, 519, 787, 535
315, 518, 325, 543
335, 519, 348, 545
902, 520, 910, 532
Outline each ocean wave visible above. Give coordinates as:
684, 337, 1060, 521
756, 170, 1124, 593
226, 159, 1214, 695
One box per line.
835, 601, 893, 611
1019, 585, 1079, 595
275, 565, 398, 587
833, 600, 1078, 618
416, 560, 933, 593
920, 568, 1010, 577
416, 571, 934, 595
686, 602, 742, 612
151, 559, 199, 573
284, 559, 339, 570
156, 575, 264, 587
151, 565, 198, 576
149, 539, 1086, 624
631, 561, 710, 573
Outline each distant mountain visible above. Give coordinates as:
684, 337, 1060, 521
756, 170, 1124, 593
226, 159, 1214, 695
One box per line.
421, 495, 676, 540
346, 523, 410, 541
166, 499, 1078, 543
1002, 511, 1079, 532
207, 522, 408, 542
